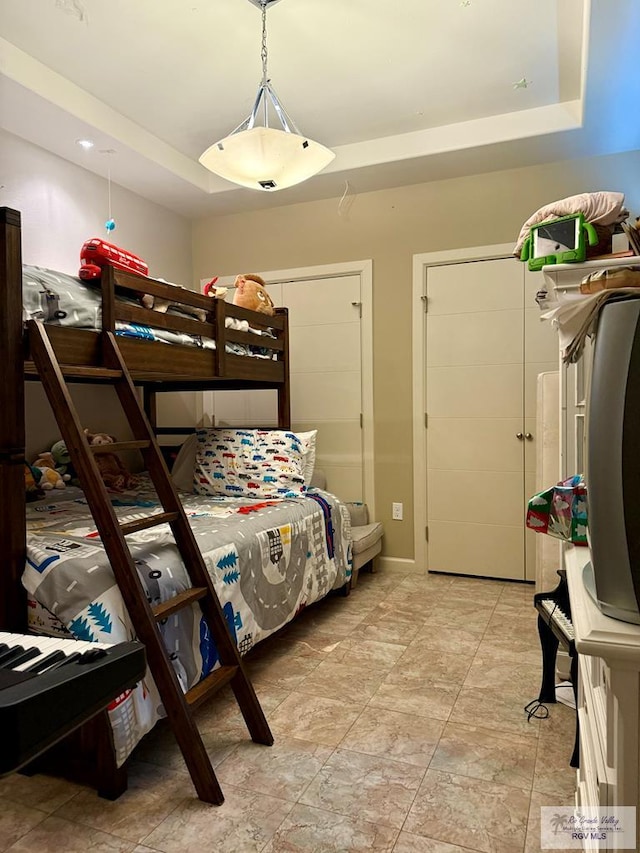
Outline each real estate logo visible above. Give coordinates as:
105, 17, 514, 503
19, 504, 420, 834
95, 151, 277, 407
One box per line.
541, 806, 636, 849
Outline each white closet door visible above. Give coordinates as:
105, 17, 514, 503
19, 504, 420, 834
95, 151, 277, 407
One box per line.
209, 274, 364, 502
426, 258, 526, 580
285, 275, 362, 501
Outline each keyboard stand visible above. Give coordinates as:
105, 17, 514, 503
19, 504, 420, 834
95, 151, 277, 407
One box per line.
534, 569, 580, 769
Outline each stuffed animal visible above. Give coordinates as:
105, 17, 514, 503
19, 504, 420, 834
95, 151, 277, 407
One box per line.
25, 463, 45, 501
50, 440, 71, 476
32, 451, 54, 470
32, 452, 70, 489
50, 439, 80, 486
232, 274, 275, 316
36, 467, 68, 490
30, 453, 69, 490
203, 277, 229, 299
84, 429, 139, 492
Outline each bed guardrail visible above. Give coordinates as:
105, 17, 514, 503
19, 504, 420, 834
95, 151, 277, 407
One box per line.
103, 267, 288, 372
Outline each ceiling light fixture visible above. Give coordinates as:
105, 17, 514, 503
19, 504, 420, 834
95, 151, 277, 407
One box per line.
198, 0, 335, 191
76, 138, 94, 149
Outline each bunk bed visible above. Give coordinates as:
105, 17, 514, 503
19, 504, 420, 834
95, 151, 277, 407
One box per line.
0, 207, 352, 798
1, 206, 294, 632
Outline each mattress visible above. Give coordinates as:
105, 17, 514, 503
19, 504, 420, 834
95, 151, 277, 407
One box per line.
23, 477, 352, 764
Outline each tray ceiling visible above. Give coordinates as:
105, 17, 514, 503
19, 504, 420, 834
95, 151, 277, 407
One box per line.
0, 0, 638, 216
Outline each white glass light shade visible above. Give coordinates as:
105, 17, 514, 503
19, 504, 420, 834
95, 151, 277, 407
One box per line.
199, 126, 335, 191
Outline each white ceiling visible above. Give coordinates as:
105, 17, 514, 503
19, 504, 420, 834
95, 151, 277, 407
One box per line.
1, 0, 638, 218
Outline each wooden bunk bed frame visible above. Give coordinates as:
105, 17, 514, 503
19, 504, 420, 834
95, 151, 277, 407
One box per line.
0, 206, 290, 794
0, 206, 290, 633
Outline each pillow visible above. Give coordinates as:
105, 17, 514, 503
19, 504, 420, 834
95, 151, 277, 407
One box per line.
194, 428, 307, 499
171, 433, 198, 492
296, 429, 317, 485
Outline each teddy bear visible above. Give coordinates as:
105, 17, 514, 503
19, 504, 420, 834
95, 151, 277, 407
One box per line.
232, 274, 275, 316
84, 429, 139, 492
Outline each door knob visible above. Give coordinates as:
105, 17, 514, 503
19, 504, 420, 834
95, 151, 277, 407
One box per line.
525, 433, 533, 441
516, 432, 524, 440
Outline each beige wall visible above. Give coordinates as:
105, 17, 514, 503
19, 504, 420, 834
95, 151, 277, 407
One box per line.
192, 149, 640, 563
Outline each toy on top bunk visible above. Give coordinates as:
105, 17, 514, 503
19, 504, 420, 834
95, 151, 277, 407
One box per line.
230, 274, 275, 316
84, 429, 139, 492
78, 239, 221, 321
204, 274, 275, 316
79, 238, 149, 287
203, 277, 229, 300
514, 191, 629, 271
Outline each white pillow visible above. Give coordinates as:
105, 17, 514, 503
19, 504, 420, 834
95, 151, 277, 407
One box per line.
194, 428, 307, 499
171, 433, 197, 492
172, 429, 315, 491
296, 430, 317, 485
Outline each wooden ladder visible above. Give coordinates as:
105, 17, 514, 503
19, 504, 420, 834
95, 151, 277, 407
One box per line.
27, 320, 273, 804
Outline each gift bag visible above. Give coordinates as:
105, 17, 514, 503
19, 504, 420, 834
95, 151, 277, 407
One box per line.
526, 474, 588, 545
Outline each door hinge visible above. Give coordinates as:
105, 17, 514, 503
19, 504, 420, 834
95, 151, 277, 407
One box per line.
424, 412, 428, 428
360, 412, 363, 429
421, 295, 428, 313
352, 301, 362, 319
425, 525, 429, 542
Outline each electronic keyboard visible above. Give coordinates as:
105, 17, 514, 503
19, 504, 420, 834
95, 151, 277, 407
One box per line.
537, 597, 575, 643
533, 570, 579, 767
534, 569, 576, 652
0, 631, 146, 775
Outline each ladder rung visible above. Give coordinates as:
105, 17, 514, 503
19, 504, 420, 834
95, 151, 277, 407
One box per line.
60, 366, 123, 379
186, 666, 239, 709
120, 511, 179, 535
152, 587, 208, 622
90, 440, 150, 454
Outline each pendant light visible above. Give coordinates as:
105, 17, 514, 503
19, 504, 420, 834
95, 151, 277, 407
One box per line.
199, 0, 335, 191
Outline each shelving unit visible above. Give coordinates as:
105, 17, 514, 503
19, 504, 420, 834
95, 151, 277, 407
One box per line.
542, 256, 640, 479
566, 547, 640, 851
546, 255, 640, 851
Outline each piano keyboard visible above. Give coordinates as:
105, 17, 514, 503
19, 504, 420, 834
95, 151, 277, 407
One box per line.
533, 569, 580, 768
0, 631, 145, 776
537, 599, 575, 642
0, 632, 114, 679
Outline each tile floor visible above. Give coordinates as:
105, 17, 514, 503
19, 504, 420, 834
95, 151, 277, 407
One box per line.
0, 570, 577, 852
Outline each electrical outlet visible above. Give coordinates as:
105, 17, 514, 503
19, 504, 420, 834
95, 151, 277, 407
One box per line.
392, 502, 403, 521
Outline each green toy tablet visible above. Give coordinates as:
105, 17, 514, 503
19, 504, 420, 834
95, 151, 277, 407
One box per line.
520, 213, 599, 271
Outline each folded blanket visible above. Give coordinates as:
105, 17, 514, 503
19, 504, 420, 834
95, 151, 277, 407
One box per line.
513, 191, 628, 257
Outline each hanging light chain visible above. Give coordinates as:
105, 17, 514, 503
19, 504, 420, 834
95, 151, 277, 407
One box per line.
261, 0, 269, 87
